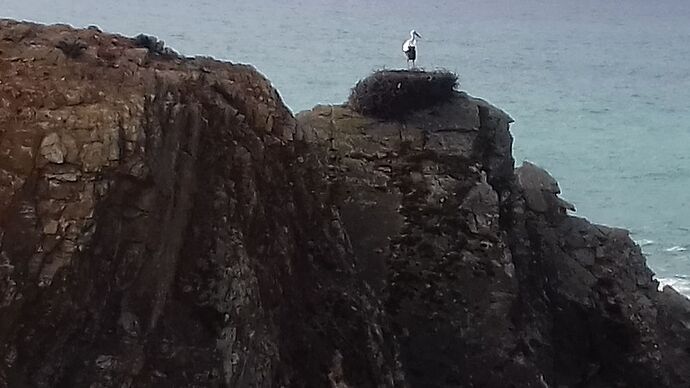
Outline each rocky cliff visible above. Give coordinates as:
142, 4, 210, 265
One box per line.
1, 20, 689, 388
0, 20, 401, 387
298, 92, 690, 387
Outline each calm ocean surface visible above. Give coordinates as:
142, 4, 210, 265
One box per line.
4, 0, 690, 295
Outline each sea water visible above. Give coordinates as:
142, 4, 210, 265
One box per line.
4, 0, 690, 295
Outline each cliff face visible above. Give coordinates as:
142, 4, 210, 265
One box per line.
297, 97, 532, 386
297, 92, 690, 386
1, 20, 689, 388
0, 20, 400, 387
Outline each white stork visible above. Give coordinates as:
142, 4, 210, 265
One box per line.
402, 29, 422, 69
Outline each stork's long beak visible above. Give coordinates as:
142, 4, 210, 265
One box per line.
414, 32, 422, 38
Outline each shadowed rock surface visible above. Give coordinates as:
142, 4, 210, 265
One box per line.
2, 20, 690, 388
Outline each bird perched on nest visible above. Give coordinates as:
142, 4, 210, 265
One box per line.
402, 29, 422, 69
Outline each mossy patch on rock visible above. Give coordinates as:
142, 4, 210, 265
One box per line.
348, 70, 458, 119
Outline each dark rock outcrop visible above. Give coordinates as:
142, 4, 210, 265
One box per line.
297, 97, 539, 387
0, 20, 401, 387
298, 89, 690, 386
507, 164, 690, 387
1, 19, 690, 388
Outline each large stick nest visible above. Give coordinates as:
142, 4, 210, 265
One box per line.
348, 70, 458, 119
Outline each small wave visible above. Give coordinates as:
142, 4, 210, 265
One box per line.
657, 277, 690, 297
665, 246, 688, 253
635, 239, 655, 247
